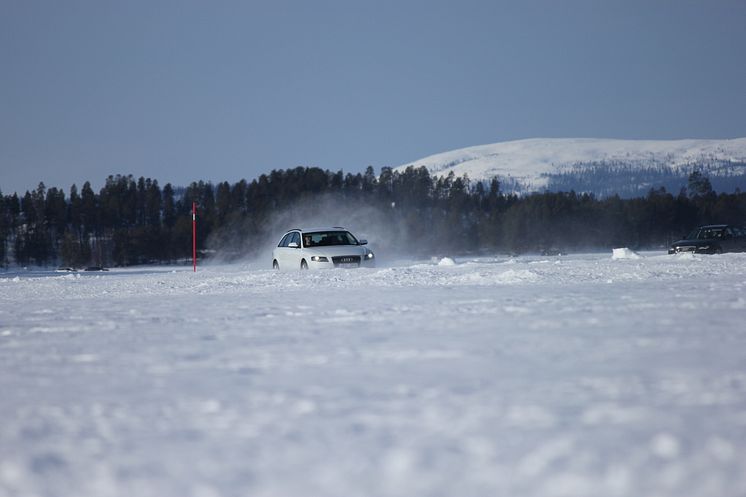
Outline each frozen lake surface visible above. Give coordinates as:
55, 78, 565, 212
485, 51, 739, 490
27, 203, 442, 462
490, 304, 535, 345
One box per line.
1, 252, 746, 497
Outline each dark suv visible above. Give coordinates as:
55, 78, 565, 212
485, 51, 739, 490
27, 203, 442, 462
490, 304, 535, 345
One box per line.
668, 224, 746, 254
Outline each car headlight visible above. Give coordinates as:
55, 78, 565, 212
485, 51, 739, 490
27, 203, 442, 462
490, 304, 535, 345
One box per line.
699, 246, 709, 250
310, 256, 328, 262
365, 252, 374, 259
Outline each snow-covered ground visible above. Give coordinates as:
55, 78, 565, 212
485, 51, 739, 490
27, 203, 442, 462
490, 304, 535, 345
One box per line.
1, 252, 746, 497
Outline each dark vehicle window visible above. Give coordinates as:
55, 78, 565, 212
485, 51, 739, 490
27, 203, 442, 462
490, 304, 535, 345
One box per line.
302, 231, 359, 247
689, 228, 725, 240
278, 233, 292, 247
290, 232, 301, 246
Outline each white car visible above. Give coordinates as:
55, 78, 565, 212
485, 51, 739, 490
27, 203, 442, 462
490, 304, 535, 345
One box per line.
272, 227, 375, 270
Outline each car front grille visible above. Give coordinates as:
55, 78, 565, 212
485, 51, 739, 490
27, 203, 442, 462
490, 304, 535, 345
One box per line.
332, 255, 361, 267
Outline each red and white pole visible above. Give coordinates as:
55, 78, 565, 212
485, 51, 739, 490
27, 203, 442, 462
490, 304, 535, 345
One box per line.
192, 202, 197, 272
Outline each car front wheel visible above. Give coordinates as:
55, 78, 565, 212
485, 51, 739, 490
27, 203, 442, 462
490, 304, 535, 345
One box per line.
300, 260, 308, 270
273, 260, 279, 270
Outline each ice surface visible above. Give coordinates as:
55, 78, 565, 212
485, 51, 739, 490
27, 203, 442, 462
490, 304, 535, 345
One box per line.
2, 253, 746, 497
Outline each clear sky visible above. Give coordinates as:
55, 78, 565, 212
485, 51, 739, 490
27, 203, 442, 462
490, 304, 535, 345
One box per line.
2, 0, 745, 195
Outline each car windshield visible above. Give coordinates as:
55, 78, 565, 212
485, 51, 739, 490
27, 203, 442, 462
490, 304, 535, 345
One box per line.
687, 228, 724, 240
303, 231, 358, 247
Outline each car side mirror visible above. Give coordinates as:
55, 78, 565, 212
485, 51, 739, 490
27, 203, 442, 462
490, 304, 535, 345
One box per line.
288, 242, 299, 248
358, 239, 368, 245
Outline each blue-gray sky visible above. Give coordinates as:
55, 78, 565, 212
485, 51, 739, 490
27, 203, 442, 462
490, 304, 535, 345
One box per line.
2, 0, 745, 195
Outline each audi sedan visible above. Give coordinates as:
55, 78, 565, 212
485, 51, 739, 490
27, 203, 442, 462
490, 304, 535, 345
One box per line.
272, 227, 375, 270
668, 224, 746, 254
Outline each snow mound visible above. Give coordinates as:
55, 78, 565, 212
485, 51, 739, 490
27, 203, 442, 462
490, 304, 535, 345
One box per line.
496, 269, 540, 284
438, 257, 456, 266
612, 247, 642, 260
451, 268, 540, 285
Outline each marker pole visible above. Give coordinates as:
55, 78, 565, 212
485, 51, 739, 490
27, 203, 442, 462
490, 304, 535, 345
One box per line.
192, 202, 197, 272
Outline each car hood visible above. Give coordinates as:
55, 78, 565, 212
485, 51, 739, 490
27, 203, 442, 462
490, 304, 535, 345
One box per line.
671, 238, 717, 247
303, 245, 367, 256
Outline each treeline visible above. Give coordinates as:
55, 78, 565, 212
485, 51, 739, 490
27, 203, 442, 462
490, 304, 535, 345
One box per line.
1, 167, 745, 267
544, 160, 746, 198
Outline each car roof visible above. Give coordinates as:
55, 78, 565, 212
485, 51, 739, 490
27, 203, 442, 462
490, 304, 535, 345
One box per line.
698, 224, 728, 229
281, 227, 350, 236
297, 227, 349, 233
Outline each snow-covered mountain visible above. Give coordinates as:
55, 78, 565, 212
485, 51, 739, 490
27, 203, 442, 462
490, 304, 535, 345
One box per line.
396, 138, 746, 195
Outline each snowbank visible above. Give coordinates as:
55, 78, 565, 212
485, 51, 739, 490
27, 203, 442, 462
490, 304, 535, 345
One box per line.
612, 247, 642, 260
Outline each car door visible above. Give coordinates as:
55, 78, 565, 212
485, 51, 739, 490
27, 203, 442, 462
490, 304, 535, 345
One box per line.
723, 227, 739, 252
276, 232, 303, 268
287, 232, 302, 268
274, 233, 293, 268
731, 227, 746, 252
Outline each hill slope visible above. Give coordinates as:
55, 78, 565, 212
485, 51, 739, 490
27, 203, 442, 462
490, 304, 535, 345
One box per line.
396, 138, 746, 195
